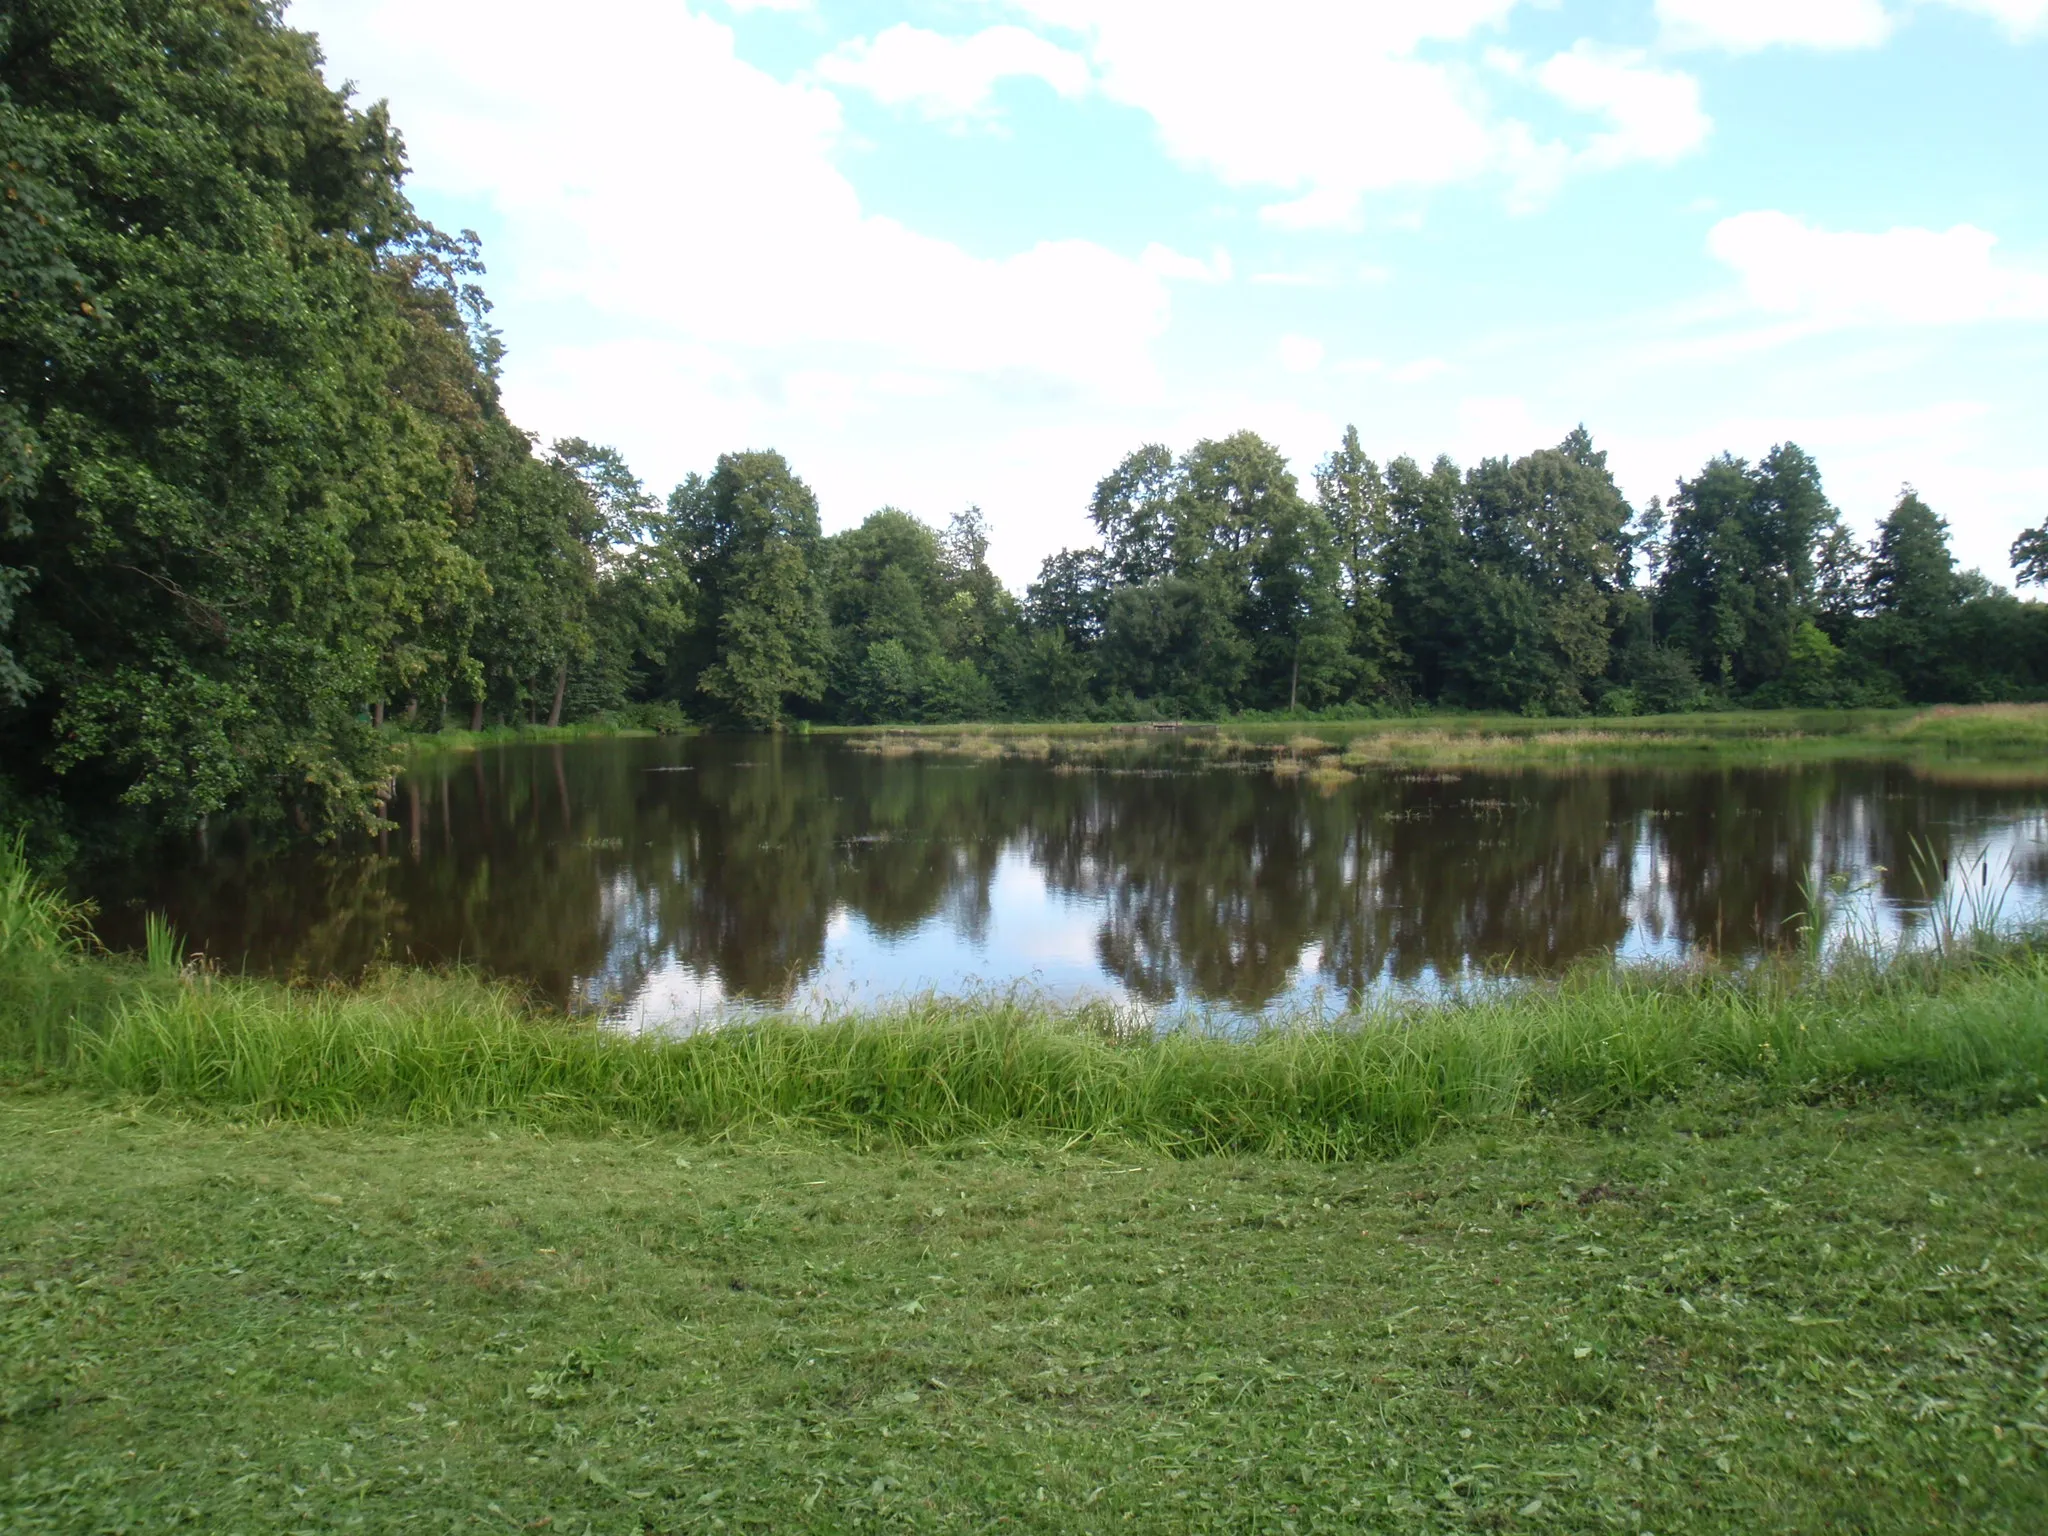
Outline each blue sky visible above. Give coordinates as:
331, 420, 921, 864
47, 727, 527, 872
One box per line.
289, 0, 2048, 587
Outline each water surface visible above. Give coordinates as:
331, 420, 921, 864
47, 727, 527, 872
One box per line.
83, 735, 2048, 1027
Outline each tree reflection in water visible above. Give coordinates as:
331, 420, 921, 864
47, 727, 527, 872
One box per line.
82, 737, 2048, 1024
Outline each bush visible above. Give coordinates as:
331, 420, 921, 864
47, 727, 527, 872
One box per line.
1624, 644, 1704, 714
1596, 687, 1639, 717
614, 700, 689, 734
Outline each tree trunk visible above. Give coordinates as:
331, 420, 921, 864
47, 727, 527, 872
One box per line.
404, 697, 418, 724
546, 661, 567, 728
372, 700, 385, 728
1288, 648, 1300, 714
470, 697, 484, 732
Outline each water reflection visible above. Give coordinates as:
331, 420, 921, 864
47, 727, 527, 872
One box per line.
82, 736, 2048, 1026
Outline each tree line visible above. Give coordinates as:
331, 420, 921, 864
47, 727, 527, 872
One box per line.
4, 0, 2046, 841
636, 426, 2048, 736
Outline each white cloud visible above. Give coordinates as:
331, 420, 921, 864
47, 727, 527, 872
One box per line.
815, 24, 1089, 120
920, 4, 1720, 225
1455, 395, 1543, 459
1534, 45, 1711, 167
289, 1, 1168, 389
1659, 0, 2048, 49
1934, 0, 2048, 34
1142, 243, 1233, 283
1277, 334, 1325, 373
1657, 0, 1894, 51
1709, 211, 2048, 326
984, 1, 1581, 228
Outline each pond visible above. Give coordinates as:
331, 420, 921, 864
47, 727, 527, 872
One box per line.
81, 733, 2048, 1029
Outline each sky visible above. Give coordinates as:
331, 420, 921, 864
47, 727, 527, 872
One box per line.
287, 0, 2048, 589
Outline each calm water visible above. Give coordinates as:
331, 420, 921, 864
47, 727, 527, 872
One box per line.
83, 735, 2048, 1028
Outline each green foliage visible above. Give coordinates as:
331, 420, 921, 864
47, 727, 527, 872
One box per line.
552, 439, 691, 722
2, 0, 430, 829
2013, 520, 2048, 588
677, 451, 829, 729
1314, 424, 1402, 695
0, 0, 690, 835
1014, 429, 2042, 725
814, 506, 1011, 724
1754, 620, 1844, 708
49, 950, 2048, 1147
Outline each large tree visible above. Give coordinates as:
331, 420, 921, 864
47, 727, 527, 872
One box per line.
1314, 426, 1403, 698
0, 0, 489, 831
1381, 455, 1473, 704
1856, 489, 1969, 702
1656, 445, 1837, 695
675, 451, 828, 730
551, 439, 691, 722
1456, 427, 1633, 712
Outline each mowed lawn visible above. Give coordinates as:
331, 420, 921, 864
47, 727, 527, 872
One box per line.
4, 1093, 2047, 1534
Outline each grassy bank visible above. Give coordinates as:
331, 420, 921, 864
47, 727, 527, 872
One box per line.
382, 718, 675, 758
6, 842, 2048, 1154
831, 704, 2048, 773
5, 1092, 2046, 1533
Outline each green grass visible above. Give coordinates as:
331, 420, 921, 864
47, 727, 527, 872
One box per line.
21, 958, 2048, 1155
826, 705, 2048, 775
824, 707, 1920, 741
386, 720, 665, 758
5, 1092, 2047, 1533
1891, 703, 2048, 750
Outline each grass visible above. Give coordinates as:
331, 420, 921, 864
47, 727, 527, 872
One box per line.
829, 705, 2048, 775
386, 720, 667, 758
5, 1091, 2048, 1533
26, 955, 2048, 1155
1893, 702, 2048, 750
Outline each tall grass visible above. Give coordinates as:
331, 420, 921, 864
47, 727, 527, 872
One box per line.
1893, 702, 2048, 751
73, 961, 2048, 1154
0, 832, 130, 1070
4, 839, 2045, 1154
